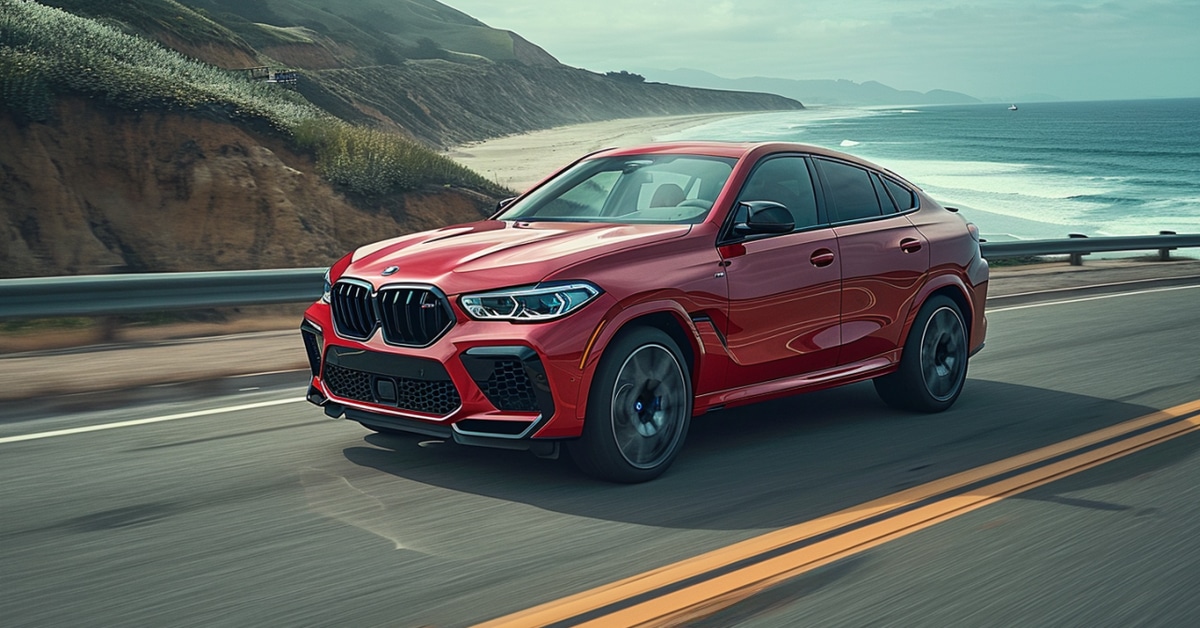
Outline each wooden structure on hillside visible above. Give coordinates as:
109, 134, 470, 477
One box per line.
239, 66, 298, 88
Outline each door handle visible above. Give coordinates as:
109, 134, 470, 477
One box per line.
810, 249, 836, 267
900, 238, 922, 253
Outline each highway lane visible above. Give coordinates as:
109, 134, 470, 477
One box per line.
1, 284, 1198, 627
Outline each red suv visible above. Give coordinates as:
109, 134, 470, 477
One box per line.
301, 142, 988, 482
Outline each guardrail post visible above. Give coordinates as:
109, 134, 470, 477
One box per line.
1068, 233, 1088, 266
99, 316, 120, 343
1159, 230, 1177, 261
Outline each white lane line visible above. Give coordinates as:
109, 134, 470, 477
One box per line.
0, 397, 306, 445
989, 273, 1200, 300
989, 283, 1200, 313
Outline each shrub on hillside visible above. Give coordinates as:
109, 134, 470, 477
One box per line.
605, 70, 645, 83
293, 119, 501, 197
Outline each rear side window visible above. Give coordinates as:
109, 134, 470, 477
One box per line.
871, 174, 898, 213
883, 177, 917, 211
817, 159, 881, 222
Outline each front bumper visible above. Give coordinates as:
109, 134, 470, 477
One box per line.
301, 295, 610, 444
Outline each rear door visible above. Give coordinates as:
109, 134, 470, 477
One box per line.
718, 155, 842, 388
814, 158, 929, 365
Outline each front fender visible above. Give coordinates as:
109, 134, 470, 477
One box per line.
573, 299, 706, 421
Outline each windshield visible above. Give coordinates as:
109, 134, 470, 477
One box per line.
497, 154, 736, 224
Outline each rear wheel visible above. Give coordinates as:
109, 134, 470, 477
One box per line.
875, 295, 969, 413
568, 327, 692, 483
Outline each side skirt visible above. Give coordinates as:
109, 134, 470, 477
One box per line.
695, 353, 900, 413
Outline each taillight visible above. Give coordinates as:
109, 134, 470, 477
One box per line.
966, 222, 980, 242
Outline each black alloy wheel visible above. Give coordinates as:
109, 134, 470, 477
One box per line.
875, 295, 969, 412
569, 327, 692, 482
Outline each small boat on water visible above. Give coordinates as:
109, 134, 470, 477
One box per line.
1008, 104, 1019, 111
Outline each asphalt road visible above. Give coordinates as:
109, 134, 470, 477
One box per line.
2, 282, 1199, 627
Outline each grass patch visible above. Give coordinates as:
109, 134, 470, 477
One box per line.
0, 317, 92, 333
37, 0, 251, 51
987, 255, 1050, 267
293, 119, 506, 196
248, 23, 315, 45
1, 0, 320, 129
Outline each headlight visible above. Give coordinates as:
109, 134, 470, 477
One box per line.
321, 269, 332, 303
460, 282, 601, 322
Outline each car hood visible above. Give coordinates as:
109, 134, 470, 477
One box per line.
342, 220, 692, 294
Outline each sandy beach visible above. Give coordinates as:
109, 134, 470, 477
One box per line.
445, 113, 756, 193
442, 109, 1155, 244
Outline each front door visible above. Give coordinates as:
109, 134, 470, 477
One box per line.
719, 156, 842, 389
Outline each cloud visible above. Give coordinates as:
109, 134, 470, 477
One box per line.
443, 0, 1200, 100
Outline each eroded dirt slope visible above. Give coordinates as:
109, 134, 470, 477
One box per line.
0, 101, 493, 277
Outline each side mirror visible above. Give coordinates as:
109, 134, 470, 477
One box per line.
496, 197, 517, 212
734, 201, 794, 236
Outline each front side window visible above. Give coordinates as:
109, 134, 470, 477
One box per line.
497, 155, 736, 224
817, 159, 883, 222
736, 156, 821, 230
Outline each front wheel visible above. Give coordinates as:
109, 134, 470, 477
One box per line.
875, 295, 969, 413
568, 327, 692, 483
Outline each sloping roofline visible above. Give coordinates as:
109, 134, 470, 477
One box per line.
591, 141, 919, 189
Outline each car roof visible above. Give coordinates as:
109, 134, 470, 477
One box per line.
592, 141, 916, 187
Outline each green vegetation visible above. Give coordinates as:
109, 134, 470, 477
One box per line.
246, 23, 314, 45
293, 119, 502, 197
986, 255, 1050, 267
0, 0, 500, 196
185, 0, 525, 63
0, 316, 91, 334
606, 70, 646, 83
0, 0, 319, 129
37, 0, 253, 52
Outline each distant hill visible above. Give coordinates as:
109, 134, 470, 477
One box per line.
640, 68, 980, 107
178, 0, 563, 68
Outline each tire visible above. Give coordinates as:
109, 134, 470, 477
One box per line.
874, 295, 969, 413
568, 327, 692, 483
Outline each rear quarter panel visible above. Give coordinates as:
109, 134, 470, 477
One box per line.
904, 194, 989, 351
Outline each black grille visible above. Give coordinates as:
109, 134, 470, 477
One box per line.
461, 347, 555, 418
483, 360, 540, 412
323, 363, 373, 403
378, 287, 455, 347
323, 363, 461, 416
330, 282, 375, 340
329, 281, 454, 347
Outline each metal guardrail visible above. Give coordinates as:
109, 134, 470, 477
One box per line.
0, 268, 324, 319
0, 233, 1196, 319
979, 233, 1200, 260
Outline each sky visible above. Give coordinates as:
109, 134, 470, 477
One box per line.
444, 0, 1200, 102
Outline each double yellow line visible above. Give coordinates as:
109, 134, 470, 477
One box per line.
479, 398, 1200, 627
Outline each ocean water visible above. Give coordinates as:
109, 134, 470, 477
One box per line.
663, 99, 1200, 240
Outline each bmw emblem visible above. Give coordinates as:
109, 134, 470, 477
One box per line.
381, 266, 399, 276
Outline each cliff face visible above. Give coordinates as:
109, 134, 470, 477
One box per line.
316, 61, 804, 147
0, 101, 493, 277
